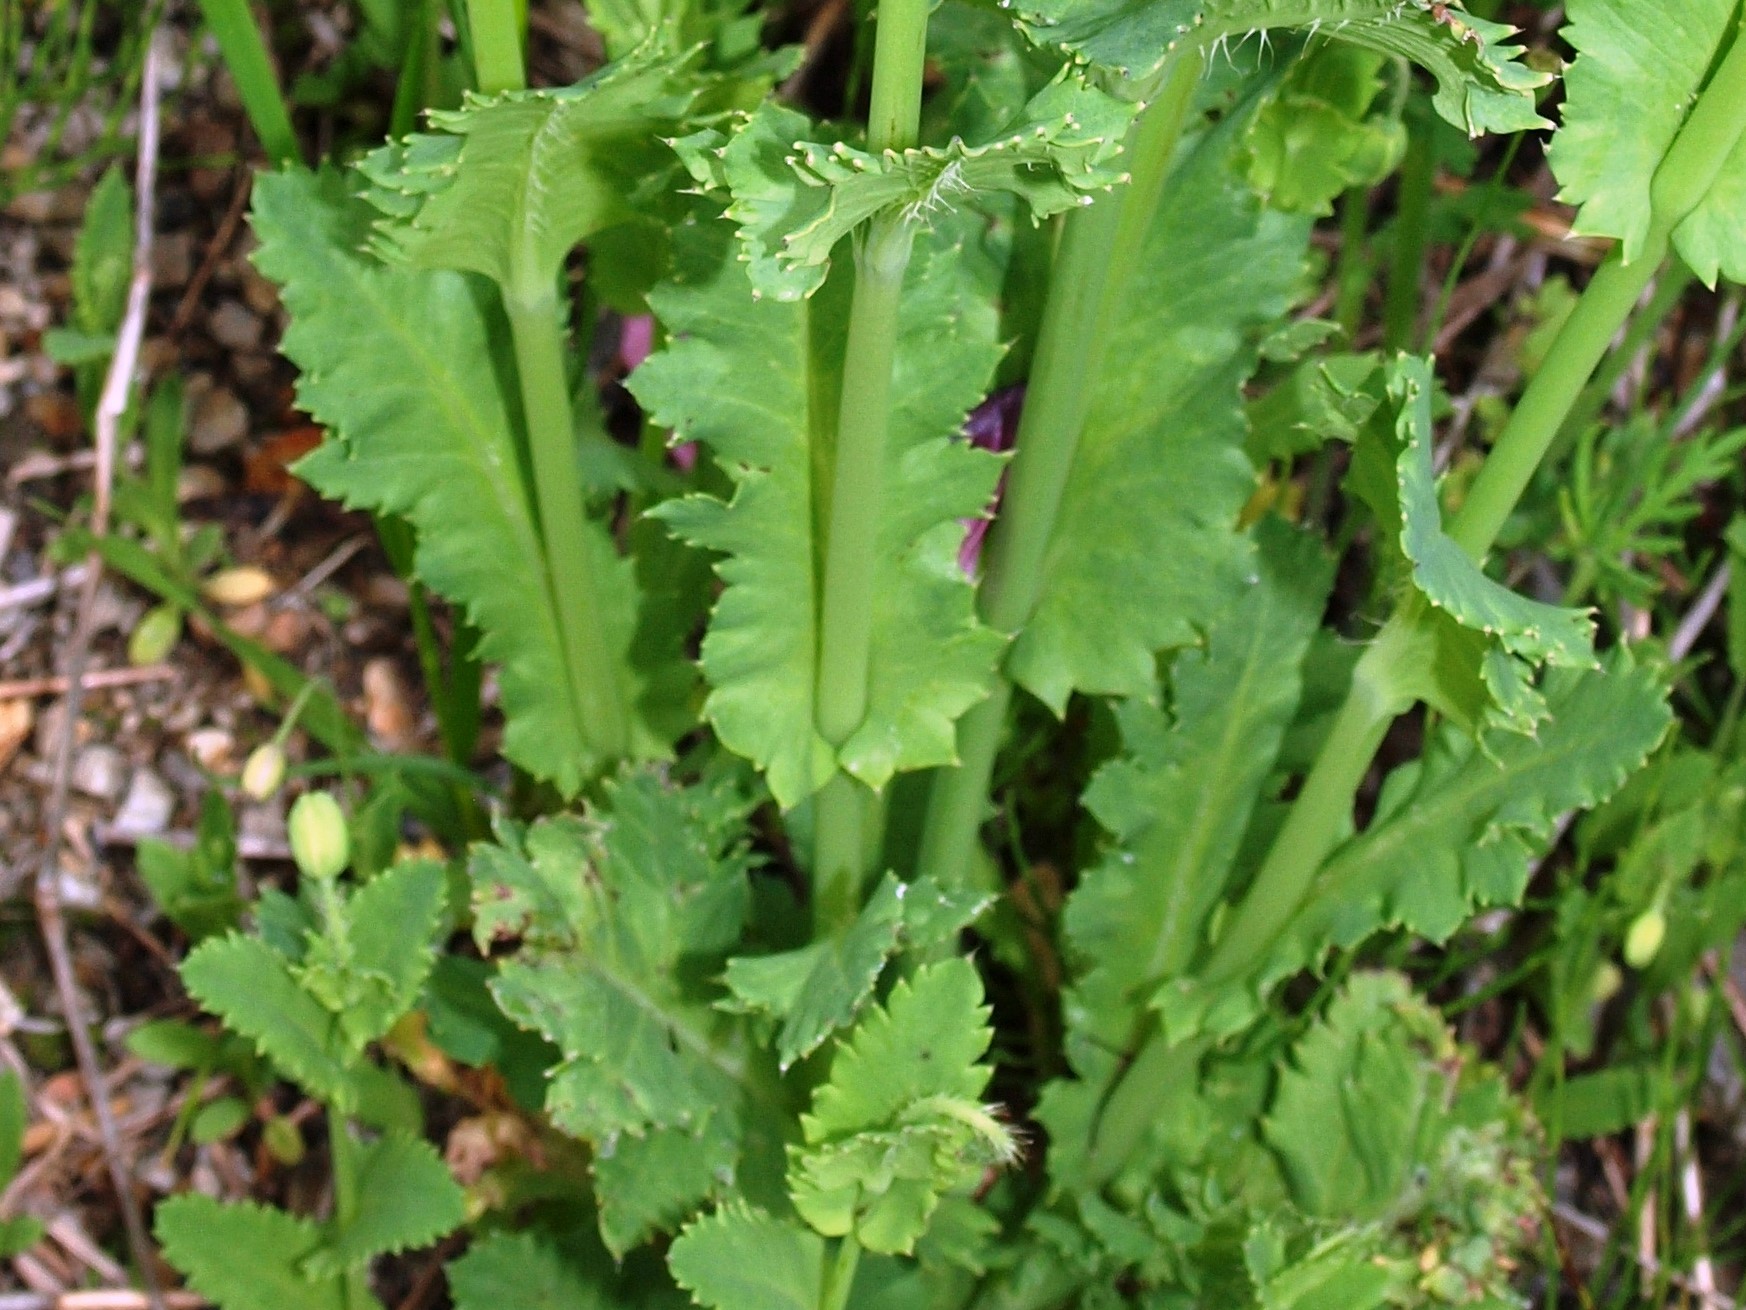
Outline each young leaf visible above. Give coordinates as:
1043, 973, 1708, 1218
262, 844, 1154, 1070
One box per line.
70, 165, 133, 336
357, 49, 699, 293
722, 873, 905, 1069
304, 1132, 465, 1273
1008, 116, 1312, 712
156, 1196, 352, 1310
1064, 520, 1333, 1036
448, 1231, 612, 1310
790, 958, 1013, 1254
179, 932, 363, 1111
634, 215, 1006, 807
668, 1203, 828, 1310
1548, 0, 1746, 282
251, 168, 615, 795
1348, 354, 1596, 733
1273, 652, 1672, 971
674, 75, 1136, 300
295, 858, 447, 1053
1264, 972, 1447, 1216
1011, 0, 1548, 136
471, 769, 778, 1253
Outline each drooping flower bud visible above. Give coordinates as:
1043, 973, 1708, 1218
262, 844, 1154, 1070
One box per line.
240, 742, 287, 801
288, 791, 349, 882
1623, 908, 1666, 969
128, 603, 182, 666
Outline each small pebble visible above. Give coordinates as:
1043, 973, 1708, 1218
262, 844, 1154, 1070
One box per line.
208, 299, 262, 352
71, 744, 127, 801
190, 384, 248, 454
112, 766, 175, 838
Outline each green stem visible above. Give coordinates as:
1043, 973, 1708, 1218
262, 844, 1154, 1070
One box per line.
1552, 265, 1693, 462
327, 1109, 371, 1310
819, 1234, 862, 1310
1198, 621, 1409, 983
1455, 8, 1746, 560
193, 0, 300, 165
915, 59, 1201, 887
505, 280, 633, 764
1333, 184, 1371, 340
464, 0, 525, 93
1383, 113, 1434, 354
809, 0, 933, 922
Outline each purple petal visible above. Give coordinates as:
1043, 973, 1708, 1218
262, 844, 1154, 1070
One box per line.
958, 385, 1025, 577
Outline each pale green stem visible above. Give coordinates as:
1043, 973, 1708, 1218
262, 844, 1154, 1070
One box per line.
809, 0, 933, 926
819, 1234, 862, 1310
505, 276, 633, 764
915, 58, 1201, 887
328, 1109, 371, 1310
464, 0, 525, 93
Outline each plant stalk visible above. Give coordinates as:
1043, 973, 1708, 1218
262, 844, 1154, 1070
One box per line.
505, 279, 633, 765
194, 0, 300, 165
464, 0, 526, 94
809, 0, 933, 925
915, 58, 1201, 886
819, 1234, 862, 1310
327, 1109, 371, 1310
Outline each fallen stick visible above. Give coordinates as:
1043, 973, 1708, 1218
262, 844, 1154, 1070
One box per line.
0, 665, 176, 702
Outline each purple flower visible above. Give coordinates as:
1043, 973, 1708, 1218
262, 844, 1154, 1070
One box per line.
618, 313, 655, 373
958, 385, 1025, 577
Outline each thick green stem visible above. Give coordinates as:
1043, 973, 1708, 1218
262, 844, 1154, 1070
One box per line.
1383, 114, 1434, 354
464, 0, 525, 93
1199, 623, 1407, 983
505, 280, 632, 764
819, 1234, 862, 1310
1553, 265, 1693, 461
915, 60, 1200, 885
809, 0, 933, 922
328, 1109, 371, 1310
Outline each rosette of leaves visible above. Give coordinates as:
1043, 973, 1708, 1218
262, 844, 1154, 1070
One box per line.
156, 856, 463, 1310
669, 959, 1017, 1309
1009, 0, 1549, 137
1008, 974, 1542, 1307
1549, 0, 1746, 285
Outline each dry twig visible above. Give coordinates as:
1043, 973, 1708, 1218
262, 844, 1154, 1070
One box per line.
0, 666, 176, 703
31, 32, 169, 1310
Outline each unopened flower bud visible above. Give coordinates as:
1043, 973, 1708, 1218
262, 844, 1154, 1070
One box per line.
288, 792, 349, 881
240, 742, 286, 800
1623, 908, 1666, 969
1589, 961, 1623, 1006
128, 603, 181, 666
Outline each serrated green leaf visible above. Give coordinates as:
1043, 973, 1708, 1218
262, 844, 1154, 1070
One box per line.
358, 49, 699, 289
156, 1196, 352, 1310
675, 76, 1135, 300
723, 873, 905, 1069
448, 1231, 614, 1310
252, 168, 609, 795
634, 216, 1005, 806
471, 769, 778, 1253
305, 1132, 465, 1273
1264, 973, 1446, 1217
1012, 1, 1547, 134
1244, 43, 1405, 216
1009, 117, 1311, 712
179, 933, 362, 1111
71, 166, 132, 335
1348, 355, 1594, 735
668, 1204, 828, 1310
296, 859, 446, 1053
1548, 0, 1746, 281
1064, 520, 1332, 1043
791, 958, 1011, 1254
1275, 652, 1671, 970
